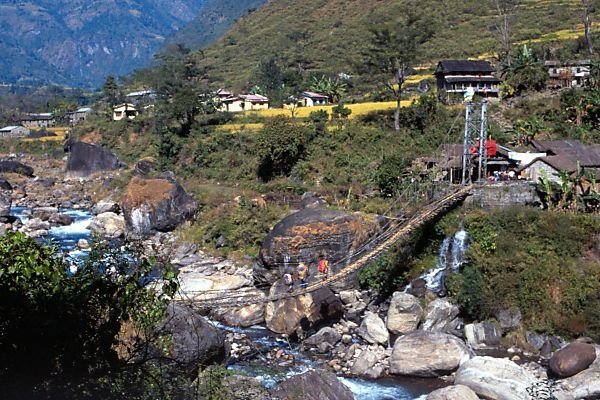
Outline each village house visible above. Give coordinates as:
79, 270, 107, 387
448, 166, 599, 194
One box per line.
519, 140, 600, 183
414, 142, 518, 184
215, 88, 233, 100
219, 94, 269, 112
435, 60, 501, 102
20, 113, 56, 128
66, 107, 92, 126
112, 103, 138, 121
300, 91, 329, 107
0, 125, 30, 138
545, 60, 592, 88
125, 90, 156, 105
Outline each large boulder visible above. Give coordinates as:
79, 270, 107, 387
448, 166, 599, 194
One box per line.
358, 312, 389, 345
162, 304, 226, 369
120, 175, 198, 236
0, 160, 34, 177
389, 331, 472, 377
265, 283, 343, 335
258, 208, 381, 287
89, 212, 125, 239
422, 298, 460, 333
269, 370, 355, 400
549, 342, 597, 378
464, 322, 501, 349
64, 141, 121, 178
427, 385, 479, 400
553, 368, 600, 400
0, 178, 11, 219
454, 356, 538, 400
305, 327, 342, 347
386, 292, 422, 335
210, 290, 266, 327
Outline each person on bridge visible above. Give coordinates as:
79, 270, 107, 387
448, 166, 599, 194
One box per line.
297, 262, 308, 288
317, 258, 329, 279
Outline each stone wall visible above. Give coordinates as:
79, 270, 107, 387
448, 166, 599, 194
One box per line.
465, 182, 540, 209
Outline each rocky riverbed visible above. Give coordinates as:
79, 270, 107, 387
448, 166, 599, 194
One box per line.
2, 150, 600, 400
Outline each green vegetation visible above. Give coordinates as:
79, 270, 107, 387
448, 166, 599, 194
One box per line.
444, 207, 600, 338
195, 0, 599, 91
0, 232, 181, 397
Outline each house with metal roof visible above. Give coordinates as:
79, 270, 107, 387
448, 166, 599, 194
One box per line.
518, 140, 600, 182
112, 103, 138, 121
545, 60, 592, 88
300, 91, 329, 107
20, 113, 56, 128
0, 126, 30, 138
66, 107, 93, 126
218, 94, 269, 112
435, 60, 502, 102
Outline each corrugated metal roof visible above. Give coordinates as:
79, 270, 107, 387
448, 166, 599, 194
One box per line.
436, 60, 496, 74
301, 91, 328, 98
0, 126, 20, 131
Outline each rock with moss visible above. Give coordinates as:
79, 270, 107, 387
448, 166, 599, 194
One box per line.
258, 208, 382, 289
120, 175, 198, 237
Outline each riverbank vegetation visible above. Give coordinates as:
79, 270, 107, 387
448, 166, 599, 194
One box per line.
0, 232, 188, 398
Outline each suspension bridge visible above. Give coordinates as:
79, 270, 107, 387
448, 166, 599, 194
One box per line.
179, 184, 473, 309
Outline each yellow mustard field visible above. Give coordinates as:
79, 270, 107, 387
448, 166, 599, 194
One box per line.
246, 100, 413, 119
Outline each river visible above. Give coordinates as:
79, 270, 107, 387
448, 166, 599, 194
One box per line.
9, 206, 448, 399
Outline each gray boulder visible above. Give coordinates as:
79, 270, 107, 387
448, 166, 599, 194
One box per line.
269, 370, 355, 400
422, 298, 460, 333
210, 292, 266, 328
386, 292, 422, 335
464, 322, 501, 348
389, 331, 472, 377
549, 342, 597, 378
358, 312, 389, 345
162, 304, 227, 369
89, 212, 125, 239
350, 349, 382, 379
265, 283, 343, 335
495, 308, 522, 331
305, 327, 342, 347
0, 180, 11, 219
0, 160, 34, 177
120, 175, 198, 237
65, 141, 121, 178
554, 368, 600, 400
454, 356, 538, 400
427, 385, 479, 400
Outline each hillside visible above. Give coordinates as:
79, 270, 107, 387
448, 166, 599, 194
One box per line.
0, 0, 207, 87
197, 0, 599, 90
166, 0, 268, 51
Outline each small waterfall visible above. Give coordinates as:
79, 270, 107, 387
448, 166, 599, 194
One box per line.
409, 229, 469, 295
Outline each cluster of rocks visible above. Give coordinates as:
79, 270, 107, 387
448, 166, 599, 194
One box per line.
294, 288, 600, 400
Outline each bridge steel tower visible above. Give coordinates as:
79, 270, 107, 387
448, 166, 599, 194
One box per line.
461, 100, 488, 184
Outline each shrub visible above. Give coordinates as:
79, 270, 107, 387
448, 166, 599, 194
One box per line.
256, 116, 308, 181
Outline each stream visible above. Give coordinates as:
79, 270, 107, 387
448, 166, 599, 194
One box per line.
8, 206, 456, 399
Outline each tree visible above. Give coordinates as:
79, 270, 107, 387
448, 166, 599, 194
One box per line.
502, 45, 548, 95
102, 75, 122, 107
0, 233, 178, 396
364, 7, 434, 131
309, 75, 347, 103
493, 0, 522, 67
256, 116, 308, 180
331, 103, 352, 128
582, 0, 595, 55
